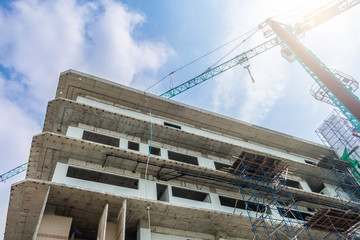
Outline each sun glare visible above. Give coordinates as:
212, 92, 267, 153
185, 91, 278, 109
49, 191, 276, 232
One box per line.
265, 0, 334, 24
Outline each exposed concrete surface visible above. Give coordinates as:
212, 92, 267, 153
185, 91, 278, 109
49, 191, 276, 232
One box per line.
56, 70, 334, 160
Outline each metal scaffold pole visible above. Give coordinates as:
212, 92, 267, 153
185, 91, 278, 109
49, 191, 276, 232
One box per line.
231, 152, 313, 240
313, 156, 360, 239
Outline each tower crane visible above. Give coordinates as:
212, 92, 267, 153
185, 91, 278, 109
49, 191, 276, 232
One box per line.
1, 0, 360, 182
0, 163, 27, 183
160, 0, 360, 131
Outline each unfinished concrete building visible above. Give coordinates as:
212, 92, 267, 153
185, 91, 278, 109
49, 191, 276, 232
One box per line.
4, 70, 360, 239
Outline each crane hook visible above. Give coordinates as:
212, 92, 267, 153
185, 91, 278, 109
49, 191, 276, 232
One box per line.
244, 64, 255, 83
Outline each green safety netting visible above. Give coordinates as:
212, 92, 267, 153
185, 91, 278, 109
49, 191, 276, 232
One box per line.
340, 148, 360, 183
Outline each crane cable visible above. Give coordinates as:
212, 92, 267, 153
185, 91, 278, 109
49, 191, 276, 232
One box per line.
207, 27, 260, 71
178, 1, 337, 101
144, 26, 259, 92
178, 28, 260, 101
144, 0, 336, 93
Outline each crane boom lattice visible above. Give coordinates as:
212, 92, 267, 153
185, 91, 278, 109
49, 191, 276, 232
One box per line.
160, 37, 281, 99
1, 163, 27, 183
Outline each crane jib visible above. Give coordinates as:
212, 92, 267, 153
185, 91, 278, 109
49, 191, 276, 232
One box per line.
160, 37, 281, 99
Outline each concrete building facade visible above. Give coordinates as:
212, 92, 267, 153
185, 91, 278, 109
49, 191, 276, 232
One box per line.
4, 70, 360, 239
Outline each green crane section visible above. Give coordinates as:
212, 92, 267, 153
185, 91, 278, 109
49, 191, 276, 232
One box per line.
341, 149, 360, 183
0, 163, 27, 183
268, 20, 360, 131
160, 37, 281, 99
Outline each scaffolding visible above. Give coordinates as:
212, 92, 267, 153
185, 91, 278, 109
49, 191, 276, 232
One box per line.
310, 69, 359, 107
311, 156, 360, 239
316, 109, 360, 161
231, 151, 313, 239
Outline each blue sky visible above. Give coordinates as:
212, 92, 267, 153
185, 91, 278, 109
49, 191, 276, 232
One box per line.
1, 0, 360, 236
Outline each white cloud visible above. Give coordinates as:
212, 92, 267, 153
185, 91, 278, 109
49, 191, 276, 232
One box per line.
0, 77, 42, 237
0, 0, 174, 236
0, 0, 173, 105
211, 2, 290, 124
238, 53, 286, 123
83, 0, 174, 88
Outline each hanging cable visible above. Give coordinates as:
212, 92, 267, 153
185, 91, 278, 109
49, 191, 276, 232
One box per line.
178, 28, 260, 101
144, 109, 152, 180
207, 27, 260, 70
144, 26, 259, 92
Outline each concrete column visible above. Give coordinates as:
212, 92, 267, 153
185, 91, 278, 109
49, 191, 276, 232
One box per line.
139, 143, 148, 155
66, 126, 84, 139
137, 219, 151, 240
197, 157, 216, 169
299, 179, 312, 192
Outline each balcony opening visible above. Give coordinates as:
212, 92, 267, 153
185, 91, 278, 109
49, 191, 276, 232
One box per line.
66, 166, 138, 189
164, 122, 181, 130
172, 186, 210, 203
128, 141, 139, 151
82, 131, 119, 147
168, 151, 198, 165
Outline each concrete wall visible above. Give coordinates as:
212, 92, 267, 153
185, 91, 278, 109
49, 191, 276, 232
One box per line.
36, 214, 72, 240
151, 232, 203, 240
66, 124, 314, 197
62, 125, 318, 218
51, 162, 308, 221
76, 96, 314, 164
52, 162, 157, 200
66, 125, 217, 170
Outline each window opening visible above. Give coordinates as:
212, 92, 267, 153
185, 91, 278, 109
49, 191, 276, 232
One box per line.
164, 122, 181, 129
168, 151, 198, 165
172, 187, 210, 202
310, 182, 325, 193
214, 162, 232, 171
66, 167, 138, 189
219, 196, 246, 209
278, 207, 312, 220
128, 141, 140, 151
305, 160, 317, 165
150, 146, 161, 156
285, 179, 303, 189
247, 202, 267, 213
82, 131, 119, 147
156, 184, 168, 201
